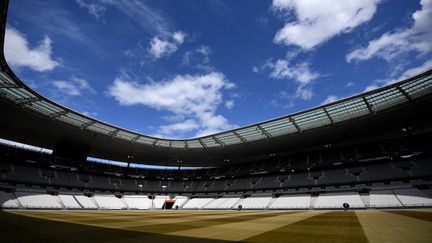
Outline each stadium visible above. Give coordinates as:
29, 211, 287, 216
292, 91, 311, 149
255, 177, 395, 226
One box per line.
1, 0, 432, 242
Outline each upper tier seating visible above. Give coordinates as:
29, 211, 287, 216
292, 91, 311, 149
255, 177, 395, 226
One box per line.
269, 194, 311, 209
314, 192, 365, 209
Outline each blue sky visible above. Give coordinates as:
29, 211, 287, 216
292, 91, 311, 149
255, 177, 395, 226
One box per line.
5, 0, 432, 139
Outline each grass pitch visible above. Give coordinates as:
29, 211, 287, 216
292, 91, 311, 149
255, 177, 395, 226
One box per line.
1, 209, 431, 242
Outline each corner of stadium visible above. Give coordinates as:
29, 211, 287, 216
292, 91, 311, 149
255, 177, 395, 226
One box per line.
0, 0, 431, 242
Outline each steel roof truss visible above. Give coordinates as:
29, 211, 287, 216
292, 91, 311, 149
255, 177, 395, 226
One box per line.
81, 121, 96, 129
256, 125, 272, 139
322, 107, 334, 125
233, 131, 248, 143
288, 117, 302, 133
49, 110, 68, 119
212, 136, 225, 147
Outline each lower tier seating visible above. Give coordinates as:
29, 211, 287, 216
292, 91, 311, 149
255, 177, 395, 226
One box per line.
1, 186, 431, 210
314, 192, 366, 209
269, 194, 311, 209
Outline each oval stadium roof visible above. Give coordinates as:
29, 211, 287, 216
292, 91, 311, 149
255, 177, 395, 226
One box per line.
0, 0, 432, 166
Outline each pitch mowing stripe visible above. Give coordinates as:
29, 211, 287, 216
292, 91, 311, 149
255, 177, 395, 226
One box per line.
8, 210, 237, 224
0, 211, 235, 243
8, 210, 293, 233
356, 210, 432, 243
384, 210, 432, 222
243, 211, 368, 243
168, 211, 323, 241
122, 211, 298, 234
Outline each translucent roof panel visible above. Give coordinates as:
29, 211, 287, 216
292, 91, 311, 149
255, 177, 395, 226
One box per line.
135, 136, 156, 145
259, 118, 297, 137
155, 139, 170, 147
2, 87, 34, 100
185, 140, 203, 149
214, 132, 242, 145
115, 130, 137, 141
26, 100, 61, 116
171, 140, 186, 149
400, 75, 432, 99
326, 98, 370, 123
293, 108, 331, 130
87, 122, 117, 135
366, 87, 408, 112
0, 72, 16, 85
39, 100, 64, 113
199, 137, 221, 148
235, 126, 267, 142
58, 113, 92, 127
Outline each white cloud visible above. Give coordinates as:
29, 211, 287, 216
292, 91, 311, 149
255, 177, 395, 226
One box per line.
172, 31, 186, 43
101, 0, 172, 36
108, 72, 236, 137
148, 31, 186, 59
345, 81, 355, 88
347, 0, 432, 62
396, 59, 432, 80
262, 59, 319, 100
267, 60, 319, 85
294, 86, 313, 100
160, 119, 199, 135
363, 59, 432, 91
4, 27, 59, 72
53, 77, 95, 96
82, 111, 98, 117
321, 95, 339, 104
272, 0, 380, 49
225, 100, 235, 109
182, 45, 213, 71
76, 0, 106, 20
